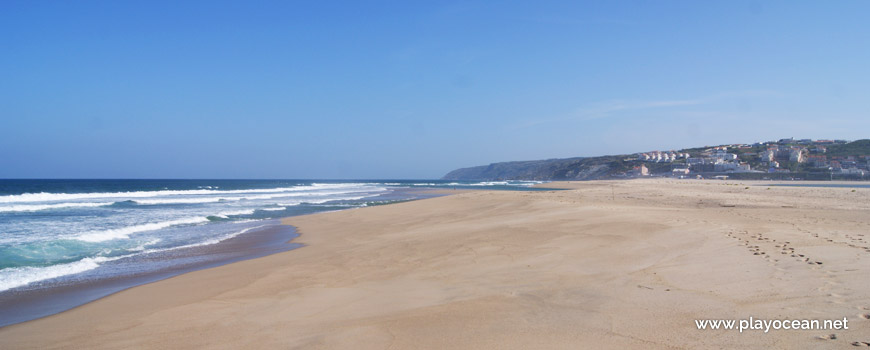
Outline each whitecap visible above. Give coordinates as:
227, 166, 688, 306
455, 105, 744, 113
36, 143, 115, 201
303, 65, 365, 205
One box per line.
73, 217, 210, 243
260, 207, 287, 211
0, 202, 115, 213
0, 257, 106, 292
213, 209, 256, 218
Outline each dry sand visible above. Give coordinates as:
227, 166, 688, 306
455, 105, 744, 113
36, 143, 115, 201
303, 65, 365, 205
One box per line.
2, 179, 870, 349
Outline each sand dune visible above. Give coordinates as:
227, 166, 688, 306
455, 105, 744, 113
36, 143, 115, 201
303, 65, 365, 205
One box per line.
2, 179, 869, 349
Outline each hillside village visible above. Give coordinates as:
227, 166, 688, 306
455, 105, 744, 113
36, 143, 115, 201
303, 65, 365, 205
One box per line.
631, 138, 870, 180
443, 138, 870, 181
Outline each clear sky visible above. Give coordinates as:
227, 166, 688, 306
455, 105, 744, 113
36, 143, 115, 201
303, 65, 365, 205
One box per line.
2, 1, 868, 179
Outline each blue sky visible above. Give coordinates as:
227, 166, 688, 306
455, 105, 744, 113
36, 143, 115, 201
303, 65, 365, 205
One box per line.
2, 1, 868, 178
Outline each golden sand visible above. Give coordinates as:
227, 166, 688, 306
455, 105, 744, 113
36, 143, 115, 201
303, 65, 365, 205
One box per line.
2, 179, 869, 349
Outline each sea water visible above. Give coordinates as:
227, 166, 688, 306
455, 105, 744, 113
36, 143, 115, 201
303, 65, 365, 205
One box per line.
0, 179, 546, 296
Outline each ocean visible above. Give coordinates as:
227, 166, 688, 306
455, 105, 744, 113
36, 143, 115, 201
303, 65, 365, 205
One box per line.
0, 179, 547, 326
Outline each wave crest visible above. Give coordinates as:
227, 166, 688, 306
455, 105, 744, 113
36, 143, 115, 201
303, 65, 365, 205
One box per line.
73, 217, 210, 243
0, 202, 115, 213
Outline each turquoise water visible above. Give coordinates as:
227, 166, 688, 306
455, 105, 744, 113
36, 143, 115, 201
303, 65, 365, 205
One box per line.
0, 179, 548, 293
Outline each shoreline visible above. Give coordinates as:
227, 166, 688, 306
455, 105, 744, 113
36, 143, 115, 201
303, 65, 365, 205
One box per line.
0, 222, 302, 328
2, 179, 869, 348
0, 187, 446, 328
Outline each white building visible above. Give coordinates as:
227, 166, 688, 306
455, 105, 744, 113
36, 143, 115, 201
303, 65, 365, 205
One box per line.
789, 149, 805, 163
686, 157, 702, 164
759, 149, 776, 162
714, 162, 751, 172
841, 168, 865, 176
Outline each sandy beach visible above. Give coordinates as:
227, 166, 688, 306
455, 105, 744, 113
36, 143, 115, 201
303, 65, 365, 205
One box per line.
2, 179, 869, 349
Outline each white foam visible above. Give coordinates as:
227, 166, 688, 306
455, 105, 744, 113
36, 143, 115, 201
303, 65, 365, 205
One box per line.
0, 185, 336, 204
128, 238, 162, 252
273, 192, 375, 206
280, 194, 370, 206
129, 187, 384, 205
133, 193, 304, 204
133, 197, 227, 205
0, 183, 388, 207
214, 209, 256, 218
178, 225, 266, 248
0, 202, 115, 213
260, 207, 287, 211
137, 225, 269, 255
0, 256, 107, 292
73, 217, 210, 243
507, 181, 545, 187
0, 222, 277, 292
239, 193, 295, 200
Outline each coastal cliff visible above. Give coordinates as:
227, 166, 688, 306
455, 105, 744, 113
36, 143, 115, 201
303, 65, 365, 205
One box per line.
442, 156, 631, 181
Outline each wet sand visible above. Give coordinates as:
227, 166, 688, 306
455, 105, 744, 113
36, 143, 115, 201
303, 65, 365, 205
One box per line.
0, 187, 442, 328
2, 179, 869, 349
0, 223, 301, 327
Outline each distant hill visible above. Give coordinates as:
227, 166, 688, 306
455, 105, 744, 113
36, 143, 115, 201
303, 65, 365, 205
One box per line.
442, 155, 639, 181
826, 139, 870, 156
442, 139, 870, 181
443, 157, 584, 181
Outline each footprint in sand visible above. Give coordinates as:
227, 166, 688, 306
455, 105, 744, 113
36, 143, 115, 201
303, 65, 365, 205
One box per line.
851, 341, 870, 347
858, 314, 870, 320
819, 333, 837, 340
828, 293, 847, 302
